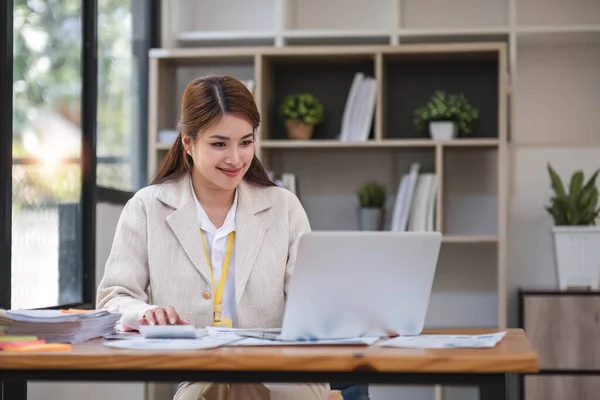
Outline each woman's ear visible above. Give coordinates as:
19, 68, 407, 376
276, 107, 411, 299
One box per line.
181, 135, 192, 154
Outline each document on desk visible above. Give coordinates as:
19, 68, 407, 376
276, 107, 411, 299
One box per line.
102, 338, 232, 350
205, 327, 381, 346
229, 336, 381, 346
102, 326, 239, 349
378, 332, 507, 349
102, 335, 240, 350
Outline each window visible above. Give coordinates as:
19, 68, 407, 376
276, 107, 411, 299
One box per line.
12, 0, 84, 309
97, 0, 155, 191
1, 0, 158, 311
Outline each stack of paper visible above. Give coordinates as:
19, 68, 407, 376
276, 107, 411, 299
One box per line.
0, 335, 45, 350
0, 309, 121, 344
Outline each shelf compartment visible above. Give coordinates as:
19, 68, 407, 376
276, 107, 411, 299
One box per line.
266, 147, 435, 231
441, 147, 498, 237
516, 0, 600, 27
169, 0, 278, 35
285, 0, 393, 31
425, 243, 498, 328
514, 42, 600, 145
150, 54, 255, 136
381, 51, 500, 140
262, 53, 376, 141
148, 54, 257, 178
400, 0, 509, 30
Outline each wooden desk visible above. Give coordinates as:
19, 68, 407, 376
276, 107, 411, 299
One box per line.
0, 329, 538, 400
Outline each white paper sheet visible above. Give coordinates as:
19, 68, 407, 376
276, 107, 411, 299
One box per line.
139, 325, 207, 339
102, 336, 239, 350
378, 332, 507, 349
229, 336, 381, 346
205, 327, 380, 346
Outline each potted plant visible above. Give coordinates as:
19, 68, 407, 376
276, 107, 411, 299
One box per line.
279, 93, 324, 140
357, 182, 386, 231
546, 164, 600, 290
413, 90, 479, 140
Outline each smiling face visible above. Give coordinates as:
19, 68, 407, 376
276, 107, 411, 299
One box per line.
182, 113, 255, 191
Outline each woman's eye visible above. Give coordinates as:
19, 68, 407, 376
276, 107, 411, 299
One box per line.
241, 140, 254, 146
211, 142, 225, 147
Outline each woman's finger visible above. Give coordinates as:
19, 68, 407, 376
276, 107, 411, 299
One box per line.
155, 308, 168, 325
165, 306, 178, 324
144, 309, 157, 325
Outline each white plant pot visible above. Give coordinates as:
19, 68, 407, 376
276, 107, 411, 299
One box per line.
358, 208, 383, 231
552, 226, 600, 290
429, 121, 457, 141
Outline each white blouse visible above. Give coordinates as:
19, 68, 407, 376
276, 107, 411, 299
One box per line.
192, 187, 238, 326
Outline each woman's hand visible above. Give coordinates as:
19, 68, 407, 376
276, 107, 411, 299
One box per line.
139, 306, 192, 326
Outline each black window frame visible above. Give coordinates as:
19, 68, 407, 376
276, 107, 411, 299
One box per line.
0, 0, 13, 311
0, 0, 160, 311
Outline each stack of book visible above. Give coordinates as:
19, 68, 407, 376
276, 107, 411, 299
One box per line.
339, 72, 377, 142
0, 309, 121, 344
390, 162, 438, 232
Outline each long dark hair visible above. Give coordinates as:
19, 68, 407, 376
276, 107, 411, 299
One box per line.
151, 75, 276, 187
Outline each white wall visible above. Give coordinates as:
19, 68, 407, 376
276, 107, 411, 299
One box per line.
26, 202, 146, 400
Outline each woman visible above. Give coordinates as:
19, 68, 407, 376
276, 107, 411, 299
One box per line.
96, 75, 331, 400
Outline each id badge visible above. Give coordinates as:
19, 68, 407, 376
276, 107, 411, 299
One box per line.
212, 317, 233, 328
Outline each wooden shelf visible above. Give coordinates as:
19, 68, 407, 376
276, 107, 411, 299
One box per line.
156, 138, 500, 152
399, 28, 509, 37
517, 25, 600, 34
517, 25, 600, 45
260, 139, 499, 149
283, 29, 392, 39
176, 30, 277, 47
283, 29, 392, 45
442, 235, 498, 244
397, 27, 510, 44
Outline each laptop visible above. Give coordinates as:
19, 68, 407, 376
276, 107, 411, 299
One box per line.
240, 231, 442, 341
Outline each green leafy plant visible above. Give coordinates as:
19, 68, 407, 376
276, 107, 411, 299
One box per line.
546, 164, 600, 226
414, 90, 479, 136
358, 182, 386, 208
279, 93, 324, 125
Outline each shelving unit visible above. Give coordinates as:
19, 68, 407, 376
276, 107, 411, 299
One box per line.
148, 42, 509, 330
151, 1, 600, 399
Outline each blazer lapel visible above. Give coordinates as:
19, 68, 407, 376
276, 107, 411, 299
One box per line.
234, 181, 270, 304
166, 203, 212, 285
156, 175, 212, 286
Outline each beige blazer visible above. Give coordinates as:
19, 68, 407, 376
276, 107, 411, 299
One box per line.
96, 173, 311, 330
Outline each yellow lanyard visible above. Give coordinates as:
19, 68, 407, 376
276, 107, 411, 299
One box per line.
200, 230, 235, 327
